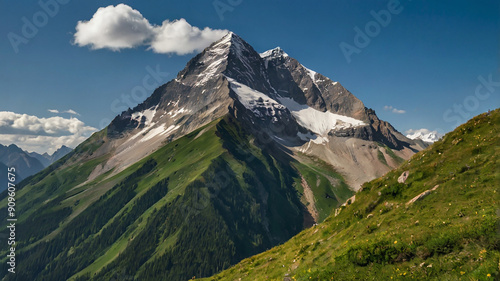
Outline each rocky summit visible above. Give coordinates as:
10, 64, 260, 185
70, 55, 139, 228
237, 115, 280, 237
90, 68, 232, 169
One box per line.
99, 32, 425, 190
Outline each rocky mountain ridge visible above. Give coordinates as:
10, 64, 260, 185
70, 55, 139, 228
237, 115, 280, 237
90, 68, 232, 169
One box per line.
88, 32, 425, 189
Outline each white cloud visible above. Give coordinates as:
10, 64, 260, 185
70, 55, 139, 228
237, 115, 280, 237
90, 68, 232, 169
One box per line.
383, 105, 406, 114
48, 109, 80, 115
149, 19, 228, 55
74, 4, 154, 50
65, 109, 80, 115
405, 128, 443, 143
0, 111, 97, 154
0, 134, 88, 155
73, 4, 228, 55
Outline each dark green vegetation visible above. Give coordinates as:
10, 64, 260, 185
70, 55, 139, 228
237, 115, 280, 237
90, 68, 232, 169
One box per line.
0, 116, 352, 281
377, 142, 405, 166
205, 109, 500, 280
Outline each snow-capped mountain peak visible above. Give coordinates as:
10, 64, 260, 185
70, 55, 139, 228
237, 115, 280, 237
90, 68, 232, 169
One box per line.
210, 32, 247, 54
260, 47, 289, 59
406, 129, 442, 143
260, 47, 289, 70
100, 32, 424, 182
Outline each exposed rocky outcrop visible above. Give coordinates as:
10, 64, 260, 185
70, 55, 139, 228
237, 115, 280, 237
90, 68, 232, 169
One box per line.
398, 171, 410, 183
406, 185, 440, 207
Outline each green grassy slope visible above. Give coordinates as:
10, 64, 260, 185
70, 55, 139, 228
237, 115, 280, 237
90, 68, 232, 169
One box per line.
0, 116, 352, 281
204, 109, 500, 281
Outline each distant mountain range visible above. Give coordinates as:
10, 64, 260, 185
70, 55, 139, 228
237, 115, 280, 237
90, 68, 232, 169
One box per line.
0, 144, 72, 186
26, 145, 73, 168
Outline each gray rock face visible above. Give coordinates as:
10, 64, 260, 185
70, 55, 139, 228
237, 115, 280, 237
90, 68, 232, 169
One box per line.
330, 109, 426, 150
261, 47, 366, 120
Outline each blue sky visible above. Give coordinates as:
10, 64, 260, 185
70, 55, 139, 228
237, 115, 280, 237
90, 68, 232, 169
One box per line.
0, 0, 498, 153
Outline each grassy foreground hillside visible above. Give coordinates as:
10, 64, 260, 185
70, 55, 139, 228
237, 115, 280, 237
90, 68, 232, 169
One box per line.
204, 109, 500, 280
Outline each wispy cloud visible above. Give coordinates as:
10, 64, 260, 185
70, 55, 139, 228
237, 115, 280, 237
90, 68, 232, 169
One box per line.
0, 111, 96, 154
48, 109, 80, 115
73, 4, 228, 55
384, 105, 406, 114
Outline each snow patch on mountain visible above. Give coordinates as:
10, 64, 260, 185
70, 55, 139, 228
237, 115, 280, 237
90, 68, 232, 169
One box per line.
304, 67, 317, 81
228, 76, 365, 137
194, 57, 225, 86
140, 124, 179, 142
303, 66, 322, 89
227, 77, 285, 114
406, 128, 442, 143
131, 106, 157, 126
298, 132, 328, 144
278, 97, 365, 136
168, 107, 190, 118
260, 47, 289, 69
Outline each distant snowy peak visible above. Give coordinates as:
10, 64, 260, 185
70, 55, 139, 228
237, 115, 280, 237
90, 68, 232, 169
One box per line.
260, 47, 289, 60
406, 129, 442, 143
260, 47, 290, 71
